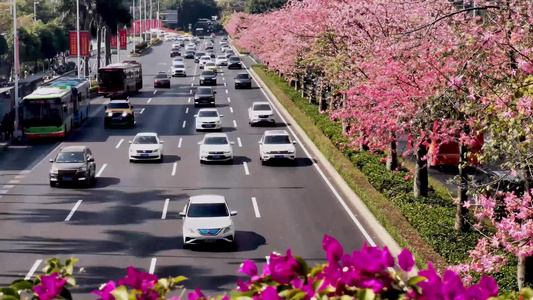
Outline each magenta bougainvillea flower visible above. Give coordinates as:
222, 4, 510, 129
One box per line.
91, 281, 116, 300
33, 273, 67, 300
188, 287, 206, 300
117, 266, 158, 291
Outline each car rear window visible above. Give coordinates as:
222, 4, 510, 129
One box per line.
236, 74, 249, 79
187, 203, 228, 217
229, 57, 240, 62
254, 104, 271, 111
155, 74, 168, 78
199, 111, 218, 117
197, 88, 212, 94
204, 137, 228, 145
264, 135, 291, 144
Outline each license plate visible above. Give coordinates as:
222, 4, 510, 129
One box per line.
140, 154, 149, 157
275, 155, 284, 158
204, 124, 214, 128
113, 117, 122, 121
204, 239, 216, 243
63, 177, 73, 181
213, 155, 221, 159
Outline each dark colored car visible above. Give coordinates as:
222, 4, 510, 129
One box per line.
225, 51, 235, 59
199, 70, 217, 86
185, 50, 196, 59
205, 43, 214, 50
49, 146, 96, 187
207, 50, 216, 58
228, 56, 242, 69
170, 47, 181, 57
154, 73, 171, 88
194, 52, 206, 63
234, 73, 252, 89
194, 87, 216, 106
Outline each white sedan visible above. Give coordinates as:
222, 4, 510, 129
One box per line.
215, 56, 228, 66
248, 101, 275, 125
195, 108, 223, 131
165, 35, 173, 42
129, 132, 164, 162
180, 195, 237, 247
199, 56, 212, 69
172, 42, 181, 49
198, 133, 234, 163
259, 130, 296, 165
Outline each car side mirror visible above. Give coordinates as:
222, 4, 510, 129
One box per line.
160, 141, 164, 144
179, 212, 186, 217
293, 141, 297, 144
197, 142, 202, 145
129, 141, 132, 144
63, 105, 68, 113
87, 157, 95, 162
214, 91, 217, 94
104, 105, 107, 110
258, 141, 262, 144
230, 211, 238, 216
194, 114, 198, 117
220, 114, 223, 117
49, 159, 54, 163
131, 105, 134, 108
230, 141, 235, 145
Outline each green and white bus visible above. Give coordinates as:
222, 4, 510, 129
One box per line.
20, 86, 75, 139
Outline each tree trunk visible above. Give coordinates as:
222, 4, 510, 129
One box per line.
454, 142, 470, 231
105, 27, 112, 66
414, 142, 428, 197
386, 139, 398, 171
518, 255, 533, 289
96, 27, 102, 79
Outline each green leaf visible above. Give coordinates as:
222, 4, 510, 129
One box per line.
0, 288, 19, 299
10, 280, 34, 291
407, 276, 426, 287
111, 286, 129, 300
157, 279, 169, 290
293, 255, 310, 276
2, 296, 19, 300
290, 291, 307, 300
309, 265, 325, 278
172, 276, 188, 285
65, 275, 76, 287
59, 286, 73, 300
356, 289, 375, 300
312, 279, 324, 292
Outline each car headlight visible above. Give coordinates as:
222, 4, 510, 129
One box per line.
224, 151, 231, 154
107, 112, 113, 117
79, 166, 87, 172
222, 225, 232, 233
129, 148, 135, 153
288, 150, 295, 154
200, 150, 209, 155
50, 168, 58, 175
122, 111, 128, 117
184, 227, 196, 234
153, 149, 159, 153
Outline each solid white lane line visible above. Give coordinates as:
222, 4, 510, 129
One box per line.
251, 197, 260, 218
186, 107, 189, 114
178, 138, 183, 148
188, 98, 191, 103
227, 97, 231, 103
140, 108, 145, 114
191, 83, 193, 87
243, 162, 250, 175
3, 185, 14, 189
115, 139, 124, 149
65, 200, 83, 222
230, 107, 234, 113
225, 89, 228, 94
190, 90, 193, 94
233, 120, 237, 128
182, 121, 187, 128
147, 98, 152, 103
237, 137, 242, 147
96, 164, 107, 177
25, 260, 43, 280
245, 66, 378, 246
224, 82, 227, 86
0, 190, 8, 194
162, 198, 170, 219
172, 163, 177, 176
153, 91, 157, 95
149, 258, 157, 274
8, 180, 19, 184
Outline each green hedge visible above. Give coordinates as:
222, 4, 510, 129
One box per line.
254, 66, 517, 293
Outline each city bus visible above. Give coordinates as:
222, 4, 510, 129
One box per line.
98, 61, 143, 97
50, 78, 90, 126
20, 86, 74, 138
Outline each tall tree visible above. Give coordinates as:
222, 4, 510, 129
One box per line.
177, 0, 218, 29
244, 0, 287, 14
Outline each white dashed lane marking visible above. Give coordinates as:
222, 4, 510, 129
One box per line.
115, 139, 124, 149
162, 198, 170, 219
243, 161, 250, 175
172, 163, 177, 176
25, 260, 42, 280
147, 98, 152, 103
186, 107, 189, 114
251, 197, 261, 218
178, 138, 183, 148
65, 200, 83, 222
96, 164, 107, 177
230, 107, 233, 113
140, 108, 145, 114
237, 137, 242, 147
149, 258, 157, 274
233, 120, 237, 128
182, 121, 187, 128
227, 97, 231, 103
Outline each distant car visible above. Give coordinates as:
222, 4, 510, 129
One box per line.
225, 51, 235, 58
227, 56, 242, 69
165, 35, 173, 42
205, 43, 214, 50
221, 46, 230, 53
258, 130, 297, 165
180, 195, 237, 247
199, 70, 217, 86
234, 73, 252, 89
186, 44, 196, 51
198, 133, 234, 163
185, 50, 196, 59
199, 56, 212, 69
194, 52, 206, 63
172, 42, 181, 49
154, 72, 171, 88
104, 99, 134, 128
129, 132, 164, 163
248, 101, 275, 125
171, 62, 187, 77
170, 47, 181, 57
219, 40, 227, 46
195, 108, 223, 131
204, 62, 217, 73
210, 33, 216, 38
206, 50, 216, 58
173, 57, 185, 63
194, 86, 216, 106
49, 145, 97, 187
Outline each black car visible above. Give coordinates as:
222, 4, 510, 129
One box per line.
49, 146, 96, 187
207, 50, 216, 58
185, 50, 196, 59
199, 70, 217, 86
234, 73, 252, 89
170, 47, 181, 57
225, 51, 236, 59
194, 52, 206, 63
228, 57, 242, 69
194, 87, 216, 106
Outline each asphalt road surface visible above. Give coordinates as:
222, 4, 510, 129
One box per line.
0, 36, 383, 298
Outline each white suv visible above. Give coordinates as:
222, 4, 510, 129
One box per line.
198, 133, 234, 163
259, 130, 296, 165
171, 62, 186, 77
248, 102, 275, 125
195, 108, 223, 131
180, 195, 237, 247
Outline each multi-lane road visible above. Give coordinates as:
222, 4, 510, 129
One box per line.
0, 36, 386, 298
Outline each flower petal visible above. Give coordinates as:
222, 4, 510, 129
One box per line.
398, 249, 415, 272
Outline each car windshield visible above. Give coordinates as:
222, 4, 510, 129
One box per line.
199, 111, 218, 117
202, 71, 215, 76
217, 56, 225, 60
204, 137, 228, 145
186, 51, 195, 54
173, 64, 184, 68
56, 152, 85, 163
108, 102, 130, 109
197, 88, 212, 95
206, 63, 215, 67
133, 136, 158, 144
229, 57, 240, 62
264, 135, 291, 144
196, 52, 205, 57
155, 74, 168, 78
236, 74, 249, 79
187, 203, 228, 218
254, 104, 271, 111
201, 57, 211, 60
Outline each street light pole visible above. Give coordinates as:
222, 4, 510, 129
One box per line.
117, 25, 120, 63
13, 0, 20, 138
33, 1, 39, 22
144, 0, 147, 41
150, 0, 152, 34
76, 0, 80, 78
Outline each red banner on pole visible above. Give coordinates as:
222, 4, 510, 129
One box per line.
134, 21, 140, 34
69, 31, 78, 56
159, 20, 163, 27
119, 30, 127, 50
80, 31, 90, 57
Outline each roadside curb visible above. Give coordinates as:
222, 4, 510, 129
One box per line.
243, 56, 418, 275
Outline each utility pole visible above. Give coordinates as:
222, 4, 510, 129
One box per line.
117, 25, 120, 63
144, 0, 147, 41
132, 1, 136, 51
77, 0, 80, 78
150, 0, 152, 34
13, 0, 21, 138
157, 0, 160, 29
33, 1, 39, 21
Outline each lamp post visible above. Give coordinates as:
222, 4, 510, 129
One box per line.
13, 0, 21, 138
76, 0, 80, 78
33, 1, 39, 21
